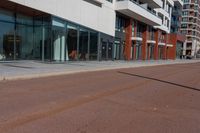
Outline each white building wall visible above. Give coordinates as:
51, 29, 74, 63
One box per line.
154, 0, 174, 33
8, 0, 116, 36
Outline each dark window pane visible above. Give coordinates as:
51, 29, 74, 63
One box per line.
89, 32, 98, 60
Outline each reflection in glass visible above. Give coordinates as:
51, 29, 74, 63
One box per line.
0, 8, 101, 62
33, 22, 43, 60
0, 9, 15, 60
0, 21, 15, 60
0, 9, 14, 22
16, 24, 34, 59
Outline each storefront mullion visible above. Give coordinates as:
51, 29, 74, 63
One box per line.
88, 32, 90, 61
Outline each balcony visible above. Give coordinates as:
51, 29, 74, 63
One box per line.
131, 32, 143, 41
91, 0, 103, 4
147, 34, 156, 44
171, 20, 181, 27
173, 0, 183, 7
172, 9, 182, 16
139, 0, 163, 8
115, 0, 162, 26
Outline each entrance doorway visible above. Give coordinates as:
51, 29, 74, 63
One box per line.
135, 44, 142, 60
158, 46, 164, 59
101, 41, 113, 60
176, 42, 183, 59
147, 44, 154, 60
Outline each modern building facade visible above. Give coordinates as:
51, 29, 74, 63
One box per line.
167, 0, 186, 59
181, 0, 200, 58
0, 0, 183, 62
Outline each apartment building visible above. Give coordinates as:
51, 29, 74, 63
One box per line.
0, 0, 181, 62
167, 0, 186, 59
181, 0, 200, 57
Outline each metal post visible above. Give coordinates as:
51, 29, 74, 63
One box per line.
42, 24, 45, 61
97, 32, 101, 61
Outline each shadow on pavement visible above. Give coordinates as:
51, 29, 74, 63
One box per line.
118, 71, 200, 92
2, 64, 34, 69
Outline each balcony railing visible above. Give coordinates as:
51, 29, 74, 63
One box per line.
136, 32, 142, 38
148, 34, 155, 40
116, 0, 157, 17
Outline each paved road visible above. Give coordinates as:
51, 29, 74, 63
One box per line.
0, 63, 200, 133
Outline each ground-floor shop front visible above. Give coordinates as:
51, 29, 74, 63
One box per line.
0, 1, 182, 62
0, 1, 116, 62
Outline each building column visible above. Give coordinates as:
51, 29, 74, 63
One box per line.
154, 30, 159, 60
163, 33, 167, 60
166, 34, 177, 60
133, 20, 137, 60
142, 25, 147, 60
146, 26, 150, 60
125, 18, 132, 60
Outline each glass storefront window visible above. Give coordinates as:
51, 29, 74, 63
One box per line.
0, 7, 100, 62
0, 9, 15, 60
79, 28, 89, 60
67, 24, 78, 61
158, 46, 164, 59
33, 20, 43, 60
52, 18, 66, 61
0, 21, 15, 60
52, 29, 66, 61
34, 16, 51, 61
0, 9, 14, 22
89, 32, 98, 60
114, 39, 120, 60
132, 21, 135, 37
136, 43, 142, 60
17, 14, 33, 25
16, 24, 34, 59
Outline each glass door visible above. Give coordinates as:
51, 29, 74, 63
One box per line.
158, 46, 163, 59
150, 45, 154, 59
101, 41, 107, 60
136, 44, 142, 60
108, 43, 113, 60
114, 39, 121, 60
